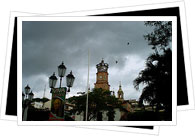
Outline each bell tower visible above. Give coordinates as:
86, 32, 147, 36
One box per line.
94, 59, 110, 91
117, 82, 124, 100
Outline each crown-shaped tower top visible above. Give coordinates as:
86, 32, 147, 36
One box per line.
96, 58, 109, 72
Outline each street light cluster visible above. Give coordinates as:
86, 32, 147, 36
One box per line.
49, 61, 75, 92
49, 62, 75, 120
22, 62, 75, 121
22, 85, 34, 121
22, 62, 75, 101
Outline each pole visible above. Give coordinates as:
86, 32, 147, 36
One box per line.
60, 77, 62, 88
85, 48, 90, 121
64, 87, 67, 120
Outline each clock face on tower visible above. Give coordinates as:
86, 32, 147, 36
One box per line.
99, 66, 107, 72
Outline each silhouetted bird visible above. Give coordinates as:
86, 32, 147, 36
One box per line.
116, 61, 118, 64
127, 42, 130, 45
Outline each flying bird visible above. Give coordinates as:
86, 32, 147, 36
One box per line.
127, 42, 132, 46
115, 60, 118, 64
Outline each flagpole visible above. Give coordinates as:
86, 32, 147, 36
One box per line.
85, 48, 90, 121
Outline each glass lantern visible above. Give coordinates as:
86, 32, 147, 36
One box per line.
24, 85, 31, 96
58, 61, 66, 77
49, 72, 58, 88
66, 71, 75, 92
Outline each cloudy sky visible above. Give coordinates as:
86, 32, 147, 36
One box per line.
22, 20, 155, 100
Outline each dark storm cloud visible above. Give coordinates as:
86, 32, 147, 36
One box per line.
22, 20, 154, 99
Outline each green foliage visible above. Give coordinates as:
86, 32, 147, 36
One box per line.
68, 88, 121, 121
144, 21, 172, 52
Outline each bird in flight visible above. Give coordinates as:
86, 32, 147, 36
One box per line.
127, 41, 133, 46
115, 60, 118, 64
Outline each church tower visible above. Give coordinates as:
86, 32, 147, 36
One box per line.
94, 59, 110, 91
117, 82, 124, 100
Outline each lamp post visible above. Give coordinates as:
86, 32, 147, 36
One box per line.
49, 62, 75, 120
22, 85, 34, 121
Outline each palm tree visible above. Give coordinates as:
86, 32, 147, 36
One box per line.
134, 49, 172, 113
133, 21, 172, 115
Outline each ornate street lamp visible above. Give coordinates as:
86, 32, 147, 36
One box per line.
66, 71, 75, 92
28, 91, 34, 101
24, 85, 30, 99
48, 63, 75, 121
58, 62, 66, 88
49, 72, 58, 88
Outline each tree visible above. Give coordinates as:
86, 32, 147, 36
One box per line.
68, 88, 121, 121
134, 21, 172, 117
144, 21, 172, 53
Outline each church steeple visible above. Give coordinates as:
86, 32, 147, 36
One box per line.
117, 81, 124, 100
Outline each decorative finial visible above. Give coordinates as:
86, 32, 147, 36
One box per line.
101, 58, 104, 63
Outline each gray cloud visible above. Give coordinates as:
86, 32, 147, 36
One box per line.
22, 20, 154, 100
